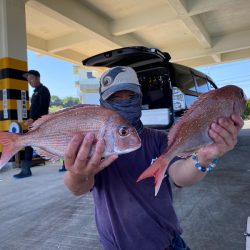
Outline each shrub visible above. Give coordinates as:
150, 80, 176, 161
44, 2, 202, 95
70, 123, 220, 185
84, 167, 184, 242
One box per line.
242, 99, 250, 120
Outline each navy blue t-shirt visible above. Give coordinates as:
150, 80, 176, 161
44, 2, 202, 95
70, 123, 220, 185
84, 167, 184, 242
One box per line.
93, 128, 182, 250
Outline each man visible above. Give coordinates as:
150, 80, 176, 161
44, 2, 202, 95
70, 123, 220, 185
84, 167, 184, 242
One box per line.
13, 70, 51, 178
63, 66, 243, 250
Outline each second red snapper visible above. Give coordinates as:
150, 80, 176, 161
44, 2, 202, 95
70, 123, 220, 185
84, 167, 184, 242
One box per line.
0, 105, 141, 169
137, 85, 247, 196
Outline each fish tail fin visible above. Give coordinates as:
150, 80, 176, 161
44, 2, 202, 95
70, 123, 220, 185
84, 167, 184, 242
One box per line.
137, 156, 169, 196
0, 132, 22, 169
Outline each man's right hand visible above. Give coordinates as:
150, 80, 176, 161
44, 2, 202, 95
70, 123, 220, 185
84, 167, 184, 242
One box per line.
63, 133, 118, 195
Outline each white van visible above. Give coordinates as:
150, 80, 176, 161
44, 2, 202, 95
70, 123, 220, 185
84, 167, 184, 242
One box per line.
83, 46, 217, 129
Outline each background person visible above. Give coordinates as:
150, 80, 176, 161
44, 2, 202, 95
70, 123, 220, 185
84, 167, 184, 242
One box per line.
14, 70, 51, 179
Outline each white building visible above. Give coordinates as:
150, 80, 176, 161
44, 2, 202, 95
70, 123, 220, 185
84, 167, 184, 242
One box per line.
74, 66, 106, 104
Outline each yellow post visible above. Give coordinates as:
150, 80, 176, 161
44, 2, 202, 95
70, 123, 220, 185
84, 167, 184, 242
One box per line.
0, 0, 28, 159
0, 58, 29, 133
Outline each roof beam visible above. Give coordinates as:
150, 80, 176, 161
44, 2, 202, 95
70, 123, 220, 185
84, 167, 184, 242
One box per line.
105, 0, 248, 38
221, 48, 250, 63
111, 0, 243, 36
111, 6, 177, 36
54, 49, 87, 64
27, 33, 48, 52
48, 32, 91, 53
164, 29, 250, 61
186, 0, 247, 16
213, 30, 250, 53
168, 0, 212, 48
211, 54, 221, 63
29, 0, 145, 48
177, 47, 250, 67
176, 57, 215, 68
26, 33, 87, 65
182, 15, 212, 48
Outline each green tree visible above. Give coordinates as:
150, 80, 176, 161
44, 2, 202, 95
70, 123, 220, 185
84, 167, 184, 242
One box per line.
49, 105, 63, 113
48, 96, 80, 113
242, 98, 250, 120
50, 95, 63, 106
62, 97, 80, 107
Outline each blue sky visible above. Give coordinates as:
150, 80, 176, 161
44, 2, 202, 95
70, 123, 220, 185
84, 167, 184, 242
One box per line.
27, 50, 78, 98
197, 59, 250, 99
27, 50, 250, 99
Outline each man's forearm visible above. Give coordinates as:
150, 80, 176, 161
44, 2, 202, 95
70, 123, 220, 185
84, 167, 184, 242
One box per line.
169, 151, 211, 187
64, 171, 94, 196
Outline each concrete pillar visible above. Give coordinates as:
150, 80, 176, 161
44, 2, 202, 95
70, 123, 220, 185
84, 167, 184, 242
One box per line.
0, 0, 29, 134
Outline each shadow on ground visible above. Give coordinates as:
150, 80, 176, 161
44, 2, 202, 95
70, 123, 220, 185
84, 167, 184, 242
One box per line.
0, 128, 249, 250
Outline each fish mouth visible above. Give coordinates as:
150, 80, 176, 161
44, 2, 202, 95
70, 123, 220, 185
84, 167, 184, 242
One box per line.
114, 143, 141, 155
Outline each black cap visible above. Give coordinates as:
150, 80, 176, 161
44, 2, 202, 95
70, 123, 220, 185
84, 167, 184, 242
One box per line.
23, 70, 40, 79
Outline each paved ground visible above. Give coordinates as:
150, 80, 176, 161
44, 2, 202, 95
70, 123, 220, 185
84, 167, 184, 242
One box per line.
174, 122, 250, 250
0, 164, 100, 250
0, 121, 250, 250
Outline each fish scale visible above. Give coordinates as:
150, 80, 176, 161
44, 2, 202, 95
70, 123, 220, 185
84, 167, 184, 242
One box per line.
137, 85, 247, 196
0, 104, 141, 169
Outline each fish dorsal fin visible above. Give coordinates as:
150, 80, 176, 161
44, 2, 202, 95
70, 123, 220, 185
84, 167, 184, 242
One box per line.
30, 104, 100, 131
168, 90, 216, 145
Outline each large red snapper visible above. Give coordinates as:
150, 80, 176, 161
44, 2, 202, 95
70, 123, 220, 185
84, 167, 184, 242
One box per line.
0, 105, 141, 169
137, 85, 247, 196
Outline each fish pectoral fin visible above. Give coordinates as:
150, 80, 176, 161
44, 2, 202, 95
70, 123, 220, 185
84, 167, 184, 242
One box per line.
33, 147, 60, 162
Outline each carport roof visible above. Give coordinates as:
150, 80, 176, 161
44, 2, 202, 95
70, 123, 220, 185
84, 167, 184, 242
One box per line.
25, 0, 250, 67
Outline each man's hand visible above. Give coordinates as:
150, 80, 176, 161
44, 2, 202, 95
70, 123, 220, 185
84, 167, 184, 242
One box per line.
169, 114, 244, 187
198, 114, 244, 165
64, 132, 118, 177
63, 133, 118, 195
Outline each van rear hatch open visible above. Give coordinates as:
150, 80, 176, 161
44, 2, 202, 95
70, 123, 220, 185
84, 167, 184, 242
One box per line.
82, 46, 217, 129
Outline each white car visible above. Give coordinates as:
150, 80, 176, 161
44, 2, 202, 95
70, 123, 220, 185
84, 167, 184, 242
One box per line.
83, 46, 217, 129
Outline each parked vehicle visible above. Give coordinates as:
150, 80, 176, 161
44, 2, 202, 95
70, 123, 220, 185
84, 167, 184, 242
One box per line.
83, 46, 217, 129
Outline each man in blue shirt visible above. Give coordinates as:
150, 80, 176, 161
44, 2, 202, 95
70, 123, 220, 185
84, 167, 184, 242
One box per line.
63, 66, 243, 250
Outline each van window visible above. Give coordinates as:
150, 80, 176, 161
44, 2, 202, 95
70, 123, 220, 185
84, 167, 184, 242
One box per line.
173, 65, 212, 109
138, 67, 172, 110
193, 74, 210, 94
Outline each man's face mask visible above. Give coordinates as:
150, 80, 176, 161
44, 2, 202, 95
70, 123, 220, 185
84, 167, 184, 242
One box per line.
100, 92, 143, 133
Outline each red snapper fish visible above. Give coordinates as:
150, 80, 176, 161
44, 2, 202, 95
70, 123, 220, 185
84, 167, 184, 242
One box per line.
0, 105, 141, 169
137, 85, 247, 196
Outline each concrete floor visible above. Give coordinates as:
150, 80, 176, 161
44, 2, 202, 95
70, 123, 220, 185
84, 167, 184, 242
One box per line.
0, 121, 250, 250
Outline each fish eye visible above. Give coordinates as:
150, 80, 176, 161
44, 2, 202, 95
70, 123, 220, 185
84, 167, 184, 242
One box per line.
118, 126, 129, 136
